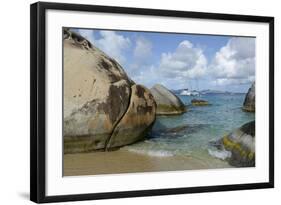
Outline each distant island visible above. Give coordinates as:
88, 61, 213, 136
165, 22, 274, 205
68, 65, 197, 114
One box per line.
172, 88, 245, 96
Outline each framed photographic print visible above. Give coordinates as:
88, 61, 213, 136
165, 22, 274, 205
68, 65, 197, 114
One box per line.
30, 1, 274, 203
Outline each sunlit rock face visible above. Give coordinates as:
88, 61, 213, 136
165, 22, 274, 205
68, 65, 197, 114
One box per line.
243, 82, 255, 112
63, 29, 156, 153
150, 84, 186, 115
221, 121, 255, 167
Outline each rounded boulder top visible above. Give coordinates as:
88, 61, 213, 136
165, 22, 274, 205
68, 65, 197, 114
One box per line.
150, 84, 186, 115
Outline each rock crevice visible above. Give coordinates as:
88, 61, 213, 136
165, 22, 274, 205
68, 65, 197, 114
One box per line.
103, 84, 133, 151
63, 29, 156, 153
106, 84, 157, 149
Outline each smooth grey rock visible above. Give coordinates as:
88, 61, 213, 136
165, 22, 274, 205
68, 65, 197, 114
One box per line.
221, 121, 255, 167
106, 84, 156, 149
150, 84, 186, 115
63, 29, 156, 153
243, 82, 255, 112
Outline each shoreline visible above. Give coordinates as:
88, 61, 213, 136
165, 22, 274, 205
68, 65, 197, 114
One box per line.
64, 149, 232, 176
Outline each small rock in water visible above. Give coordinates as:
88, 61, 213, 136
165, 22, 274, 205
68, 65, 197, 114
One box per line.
191, 99, 209, 106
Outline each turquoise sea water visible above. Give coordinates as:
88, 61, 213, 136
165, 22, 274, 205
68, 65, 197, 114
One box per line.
123, 93, 255, 167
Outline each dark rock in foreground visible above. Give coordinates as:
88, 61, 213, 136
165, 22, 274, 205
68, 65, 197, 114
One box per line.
150, 84, 186, 115
220, 121, 255, 167
105, 85, 156, 149
63, 29, 156, 153
243, 82, 255, 112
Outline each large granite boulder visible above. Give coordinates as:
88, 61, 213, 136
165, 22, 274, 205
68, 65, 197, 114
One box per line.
150, 84, 186, 115
243, 82, 255, 112
63, 29, 156, 153
106, 85, 157, 149
221, 121, 255, 167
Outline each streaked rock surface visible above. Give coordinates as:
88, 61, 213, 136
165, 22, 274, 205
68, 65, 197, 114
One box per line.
243, 82, 255, 112
150, 84, 186, 115
221, 121, 255, 167
63, 29, 156, 153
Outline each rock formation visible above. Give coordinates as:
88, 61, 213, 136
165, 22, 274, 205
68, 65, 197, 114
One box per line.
106, 85, 156, 149
191, 99, 209, 106
63, 29, 156, 153
150, 84, 186, 115
220, 121, 255, 167
243, 82, 255, 112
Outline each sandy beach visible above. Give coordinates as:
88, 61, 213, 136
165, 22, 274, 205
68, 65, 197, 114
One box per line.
64, 149, 231, 176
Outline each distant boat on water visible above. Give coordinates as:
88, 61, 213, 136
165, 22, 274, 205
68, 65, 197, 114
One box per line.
180, 90, 200, 96
190, 91, 200, 96
180, 90, 191, 96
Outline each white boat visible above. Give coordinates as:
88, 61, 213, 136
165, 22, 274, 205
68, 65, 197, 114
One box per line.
180, 90, 191, 96
180, 90, 200, 96
191, 91, 200, 96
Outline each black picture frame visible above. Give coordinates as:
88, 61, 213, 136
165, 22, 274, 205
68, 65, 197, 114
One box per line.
30, 1, 274, 203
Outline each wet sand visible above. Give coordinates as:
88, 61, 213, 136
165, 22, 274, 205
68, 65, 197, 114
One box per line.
64, 149, 231, 176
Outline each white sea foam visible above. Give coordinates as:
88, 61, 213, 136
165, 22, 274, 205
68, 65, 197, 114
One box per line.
125, 148, 175, 157
208, 149, 231, 160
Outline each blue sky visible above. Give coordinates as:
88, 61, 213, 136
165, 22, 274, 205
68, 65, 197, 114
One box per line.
73, 28, 255, 93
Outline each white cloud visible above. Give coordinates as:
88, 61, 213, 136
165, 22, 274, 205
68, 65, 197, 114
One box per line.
133, 37, 152, 60
131, 65, 182, 89
129, 40, 208, 89
76, 29, 131, 64
127, 37, 153, 77
95, 31, 131, 64
158, 40, 208, 79
209, 37, 255, 85
212, 78, 253, 86
74, 29, 255, 91
131, 66, 158, 88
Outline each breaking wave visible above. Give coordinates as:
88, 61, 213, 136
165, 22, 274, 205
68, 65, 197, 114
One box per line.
125, 147, 175, 157
208, 148, 231, 160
